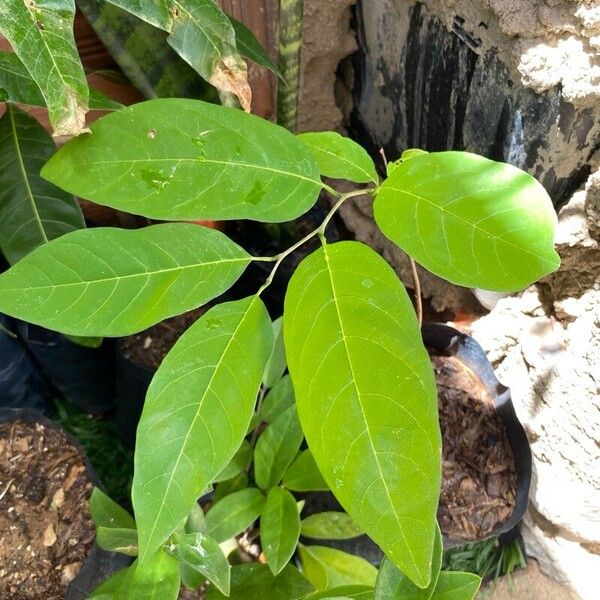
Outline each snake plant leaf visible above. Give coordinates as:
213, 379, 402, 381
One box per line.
89, 488, 136, 530
0, 223, 251, 336
254, 405, 304, 490
0, 51, 123, 110
374, 525, 443, 600
430, 572, 481, 600
0, 105, 85, 265
96, 527, 139, 556
116, 552, 181, 600
261, 374, 295, 423
105, 0, 251, 110
374, 151, 560, 291
298, 545, 377, 591
301, 512, 363, 540
260, 487, 301, 575
133, 296, 273, 561
42, 98, 323, 222
298, 132, 379, 185
213, 440, 252, 483
204, 487, 266, 543
282, 449, 329, 492
0, 1, 89, 136
284, 241, 441, 588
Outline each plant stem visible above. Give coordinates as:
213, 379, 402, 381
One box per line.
410, 259, 423, 326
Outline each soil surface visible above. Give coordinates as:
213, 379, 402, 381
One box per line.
0, 420, 95, 599
120, 307, 208, 371
434, 355, 517, 541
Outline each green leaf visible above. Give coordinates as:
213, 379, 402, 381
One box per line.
133, 297, 273, 561
0, 223, 251, 336
116, 552, 181, 600
374, 525, 443, 599
105, 0, 251, 109
254, 405, 303, 489
374, 151, 560, 291
0, 1, 88, 135
304, 585, 374, 599
0, 105, 84, 265
282, 449, 328, 492
204, 487, 266, 543
261, 374, 295, 423
214, 440, 252, 483
89, 488, 136, 530
228, 15, 284, 80
0, 51, 123, 110
297, 132, 378, 184
263, 317, 286, 388
88, 566, 131, 598
298, 545, 377, 591
301, 512, 363, 540
260, 487, 301, 575
185, 502, 207, 534
42, 98, 322, 222
430, 572, 481, 600
206, 563, 315, 600
96, 527, 138, 556
65, 334, 103, 349
214, 471, 248, 503
169, 532, 230, 595
284, 241, 441, 588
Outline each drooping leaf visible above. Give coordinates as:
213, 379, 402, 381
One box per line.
262, 316, 286, 388
0, 51, 123, 110
133, 297, 273, 561
105, 0, 251, 110
374, 525, 443, 599
260, 487, 301, 575
0, 223, 251, 336
298, 545, 377, 591
0, 1, 88, 135
214, 440, 252, 483
261, 374, 295, 423
206, 563, 315, 600
282, 449, 328, 492
254, 405, 303, 490
169, 532, 230, 595
297, 132, 378, 185
374, 151, 560, 291
42, 99, 322, 222
96, 527, 139, 556
304, 585, 374, 599
301, 512, 363, 540
0, 105, 84, 265
204, 487, 266, 543
284, 241, 441, 588
116, 552, 181, 600
89, 488, 136, 530
429, 572, 481, 600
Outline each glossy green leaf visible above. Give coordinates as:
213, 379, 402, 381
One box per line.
89, 488, 136, 530
0, 1, 88, 135
263, 317, 286, 388
96, 527, 138, 556
299, 545, 377, 591
88, 566, 131, 598
0, 51, 123, 110
430, 572, 481, 600
284, 241, 441, 587
254, 405, 303, 489
260, 487, 301, 575
261, 374, 295, 423
0, 223, 251, 336
0, 106, 84, 265
204, 487, 266, 543
282, 449, 328, 492
214, 440, 252, 483
304, 585, 374, 599
297, 132, 378, 184
301, 512, 363, 540
374, 525, 443, 599
106, 0, 251, 109
170, 532, 230, 595
374, 151, 560, 291
214, 471, 248, 503
206, 563, 315, 600
133, 297, 273, 561
185, 502, 207, 534
42, 99, 322, 222
116, 552, 181, 600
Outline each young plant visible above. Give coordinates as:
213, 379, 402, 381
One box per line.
0, 96, 559, 598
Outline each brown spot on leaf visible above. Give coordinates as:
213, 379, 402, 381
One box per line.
210, 55, 252, 113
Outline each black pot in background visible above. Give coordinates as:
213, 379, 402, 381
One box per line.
0, 407, 131, 598
0, 315, 54, 414
16, 321, 116, 415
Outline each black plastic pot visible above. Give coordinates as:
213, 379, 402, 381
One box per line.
15, 321, 116, 415
0, 407, 131, 598
0, 315, 54, 414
